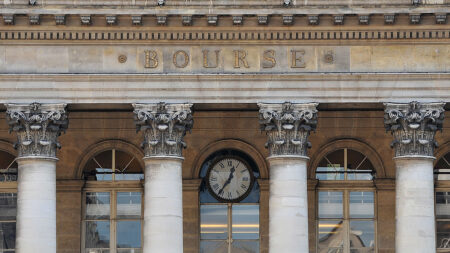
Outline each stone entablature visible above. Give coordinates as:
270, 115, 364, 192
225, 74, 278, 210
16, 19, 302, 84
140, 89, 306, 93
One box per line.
384, 101, 445, 158
133, 103, 193, 158
258, 102, 318, 158
2, 0, 449, 7
5, 102, 68, 159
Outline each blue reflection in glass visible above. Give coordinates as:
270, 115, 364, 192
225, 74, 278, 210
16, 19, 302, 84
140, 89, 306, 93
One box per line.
116, 221, 141, 248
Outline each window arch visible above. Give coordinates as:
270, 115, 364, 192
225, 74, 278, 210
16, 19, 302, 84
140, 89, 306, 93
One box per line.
316, 148, 376, 181
314, 141, 378, 253
80, 141, 144, 253
199, 149, 260, 253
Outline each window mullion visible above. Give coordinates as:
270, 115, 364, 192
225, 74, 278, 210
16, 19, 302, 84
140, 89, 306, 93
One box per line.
111, 190, 116, 253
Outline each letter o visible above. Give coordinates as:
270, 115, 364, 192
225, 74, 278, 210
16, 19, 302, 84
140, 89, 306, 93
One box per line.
173, 50, 190, 68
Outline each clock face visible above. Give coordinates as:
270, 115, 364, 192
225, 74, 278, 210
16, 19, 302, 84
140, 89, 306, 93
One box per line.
207, 156, 254, 202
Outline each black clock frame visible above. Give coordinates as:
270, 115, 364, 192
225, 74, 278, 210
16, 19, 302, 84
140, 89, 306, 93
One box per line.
205, 155, 255, 203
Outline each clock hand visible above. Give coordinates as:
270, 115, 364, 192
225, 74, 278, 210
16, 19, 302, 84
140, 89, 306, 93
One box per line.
218, 166, 235, 195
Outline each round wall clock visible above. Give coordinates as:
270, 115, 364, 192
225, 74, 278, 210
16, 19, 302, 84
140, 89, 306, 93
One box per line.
206, 156, 254, 202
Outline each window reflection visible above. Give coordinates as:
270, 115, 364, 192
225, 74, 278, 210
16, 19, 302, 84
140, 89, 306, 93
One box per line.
116, 221, 141, 249
318, 220, 344, 252
200, 205, 228, 240
349, 192, 374, 219
117, 192, 141, 219
318, 190, 375, 253
349, 221, 375, 250
436, 192, 450, 249
318, 191, 343, 218
86, 192, 110, 219
232, 205, 259, 240
84, 191, 142, 253
85, 221, 110, 249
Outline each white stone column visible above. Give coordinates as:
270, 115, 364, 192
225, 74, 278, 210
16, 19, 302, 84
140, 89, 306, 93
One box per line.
384, 101, 445, 253
5, 103, 68, 253
133, 103, 193, 253
258, 102, 318, 253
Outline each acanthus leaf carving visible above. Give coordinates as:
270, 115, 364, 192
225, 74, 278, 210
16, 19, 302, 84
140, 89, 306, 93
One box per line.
5, 102, 68, 158
258, 102, 318, 157
384, 101, 445, 158
133, 102, 193, 158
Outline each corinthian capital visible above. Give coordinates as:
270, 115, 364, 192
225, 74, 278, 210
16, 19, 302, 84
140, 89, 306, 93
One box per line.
384, 101, 445, 158
133, 103, 193, 158
258, 102, 318, 157
5, 103, 68, 159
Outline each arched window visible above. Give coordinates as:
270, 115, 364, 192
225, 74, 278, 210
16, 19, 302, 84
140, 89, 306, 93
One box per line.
82, 148, 144, 253
315, 148, 376, 253
0, 150, 17, 253
316, 148, 375, 181
82, 149, 143, 181
435, 151, 450, 250
199, 149, 260, 253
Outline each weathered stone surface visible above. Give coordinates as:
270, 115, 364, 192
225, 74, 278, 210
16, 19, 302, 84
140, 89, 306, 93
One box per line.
0, 45, 447, 74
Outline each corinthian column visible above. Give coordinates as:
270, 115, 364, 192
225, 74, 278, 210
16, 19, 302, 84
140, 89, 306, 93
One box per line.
133, 102, 193, 253
5, 103, 68, 253
258, 102, 318, 253
384, 101, 445, 253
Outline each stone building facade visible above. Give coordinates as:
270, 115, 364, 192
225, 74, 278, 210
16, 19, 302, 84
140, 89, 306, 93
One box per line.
0, 0, 449, 253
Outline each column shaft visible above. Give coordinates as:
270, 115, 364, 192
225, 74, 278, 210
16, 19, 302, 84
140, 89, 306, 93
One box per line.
143, 158, 183, 253
395, 157, 435, 253
16, 158, 57, 253
268, 156, 309, 252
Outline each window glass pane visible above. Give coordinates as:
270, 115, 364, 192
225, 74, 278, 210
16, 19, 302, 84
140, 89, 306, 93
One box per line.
200, 241, 228, 253
95, 169, 113, 181
200, 205, 228, 240
318, 191, 343, 218
437, 221, 450, 249
436, 192, 450, 219
231, 240, 259, 253
318, 220, 344, 251
117, 192, 141, 219
114, 174, 144, 181
0, 193, 16, 220
86, 192, 110, 219
0, 222, 15, 250
116, 221, 141, 249
117, 250, 141, 253
85, 221, 110, 249
232, 205, 259, 240
85, 250, 109, 253
349, 221, 375, 250
349, 192, 374, 218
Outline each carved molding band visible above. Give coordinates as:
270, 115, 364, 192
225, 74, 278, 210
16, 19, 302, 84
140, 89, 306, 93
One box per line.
384, 101, 445, 158
5, 102, 68, 159
258, 102, 318, 157
0, 29, 448, 42
133, 102, 193, 158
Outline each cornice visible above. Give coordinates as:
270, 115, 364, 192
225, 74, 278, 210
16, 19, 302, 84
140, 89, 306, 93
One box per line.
0, 6, 447, 27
